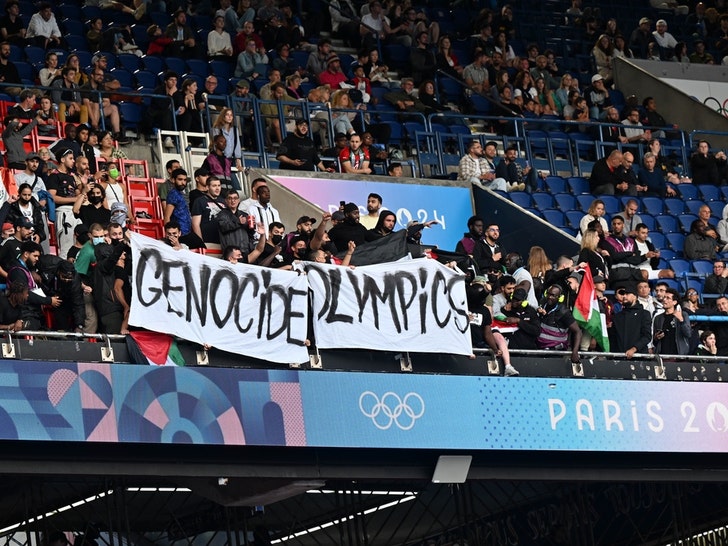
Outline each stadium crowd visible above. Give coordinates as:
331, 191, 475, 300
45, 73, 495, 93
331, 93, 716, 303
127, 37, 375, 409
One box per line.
0, 0, 728, 367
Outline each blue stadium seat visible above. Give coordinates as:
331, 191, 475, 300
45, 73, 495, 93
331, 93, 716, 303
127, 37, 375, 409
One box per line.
669, 259, 691, 277
531, 192, 555, 210
685, 200, 706, 215
383, 44, 410, 69
209, 60, 231, 81
567, 176, 589, 194
641, 197, 664, 216
576, 194, 595, 211
658, 248, 675, 261
186, 59, 209, 79
117, 54, 143, 72
660, 279, 682, 292
664, 197, 686, 215
565, 210, 584, 229
692, 260, 714, 275
665, 233, 686, 253
110, 68, 134, 88
61, 18, 84, 36
438, 77, 463, 104
24, 46, 45, 66
709, 201, 725, 218
684, 278, 704, 294
119, 102, 143, 132
599, 195, 620, 214
679, 184, 699, 200
554, 193, 577, 211
639, 213, 655, 231
677, 214, 698, 233
141, 55, 165, 75
541, 209, 567, 228
134, 70, 158, 89
544, 175, 566, 194
649, 232, 667, 250
698, 184, 721, 201
66, 35, 88, 52
655, 215, 678, 233
509, 191, 531, 208
164, 57, 187, 75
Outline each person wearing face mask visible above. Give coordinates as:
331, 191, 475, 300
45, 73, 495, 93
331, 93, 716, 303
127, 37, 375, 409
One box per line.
255, 221, 290, 268
73, 223, 106, 333
92, 237, 131, 334
7, 183, 46, 247
72, 184, 111, 228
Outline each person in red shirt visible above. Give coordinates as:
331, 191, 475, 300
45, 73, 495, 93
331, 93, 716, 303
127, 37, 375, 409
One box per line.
318, 54, 347, 88
338, 134, 371, 174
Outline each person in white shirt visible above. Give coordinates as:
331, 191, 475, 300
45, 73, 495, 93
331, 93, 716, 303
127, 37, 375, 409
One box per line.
26, 2, 64, 49
652, 19, 678, 51
207, 14, 233, 59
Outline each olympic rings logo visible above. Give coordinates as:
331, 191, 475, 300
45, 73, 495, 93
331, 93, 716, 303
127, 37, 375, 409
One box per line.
359, 391, 425, 430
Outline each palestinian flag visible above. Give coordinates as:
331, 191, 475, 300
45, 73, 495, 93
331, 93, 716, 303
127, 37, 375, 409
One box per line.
127, 330, 186, 366
572, 268, 610, 351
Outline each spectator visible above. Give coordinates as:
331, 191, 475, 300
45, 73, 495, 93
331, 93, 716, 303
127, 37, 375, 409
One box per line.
277, 118, 332, 172
696, 330, 718, 356
163, 168, 204, 249
260, 82, 296, 145
218, 189, 255, 253
362, 48, 390, 87
360, 193, 383, 230
191, 175, 226, 245
51, 67, 85, 124
383, 78, 427, 113
0, 282, 28, 332
622, 108, 651, 143
578, 229, 610, 280
235, 37, 269, 79
527, 246, 552, 295
26, 2, 65, 49
593, 34, 615, 83
254, 221, 291, 268
14, 152, 48, 212
684, 219, 720, 260
7, 183, 46, 246
495, 145, 539, 192
505, 252, 539, 308
536, 283, 582, 363
319, 54, 348, 89
2, 112, 40, 169
633, 223, 674, 280
458, 140, 508, 192
48, 149, 81, 259
638, 152, 676, 197
47, 259, 85, 333
0, 1, 26, 46
610, 285, 652, 358
690, 37, 714, 64
463, 50, 490, 96
589, 149, 633, 195
436, 35, 463, 77
704, 260, 728, 294
0, 41, 22, 97
146, 24, 173, 56
652, 19, 678, 58
81, 65, 127, 143
690, 140, 727, 185
364, 210, 396, 241
174, 78, 204, 133
491, 274, 516, 316
339, 133, 371, 175
306, 39, 332, 81
164, 8, 197, 59
652, 288, 691, 355
584, 74, 611, 120
328, 202, 367, 250
202, 134, 236, 190
246, 184, 281, 239
329, 0, 360, 48
208, 14, 233, 60
360, 0, 398, 50
500, 287, 541, 350
0, 217, 36, 279
73, 184, 111, 227
410, 31, 437, 86
8, 241, 61, 328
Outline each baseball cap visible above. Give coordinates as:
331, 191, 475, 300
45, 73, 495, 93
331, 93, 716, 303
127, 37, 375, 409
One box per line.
593, 275, 606, 283
332, 211, 345, 221
296, 215, 317, 225
591, 74, 604, 83
236, 79, 250, 89
91, 53, 106, 65
568, 271, 583, 283
639, 17, 650, 25
14, 217, 34, 230
58, 148, 75, 159
2, 222, 13, 232
512, 288, 528, 301
656, 19, 667, 26
343, 202, 358, 214
25, 152, 40, 161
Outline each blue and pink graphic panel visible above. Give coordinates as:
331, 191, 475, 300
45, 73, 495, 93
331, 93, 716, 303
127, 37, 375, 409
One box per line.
274, 175, 472, 250
1, 361, 728, 453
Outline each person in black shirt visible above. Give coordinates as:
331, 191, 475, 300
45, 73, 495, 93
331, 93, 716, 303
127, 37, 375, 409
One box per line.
0, 282, 27, 331
276, 119, 333, 172
73, 184, 111, 227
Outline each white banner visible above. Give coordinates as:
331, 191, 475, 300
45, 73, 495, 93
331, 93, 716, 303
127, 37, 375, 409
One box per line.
306, 260, 472, 356
129, 233, 310, 364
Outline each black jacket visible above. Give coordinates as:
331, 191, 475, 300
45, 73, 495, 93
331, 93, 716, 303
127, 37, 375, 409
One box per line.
610, 301, 652, 353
